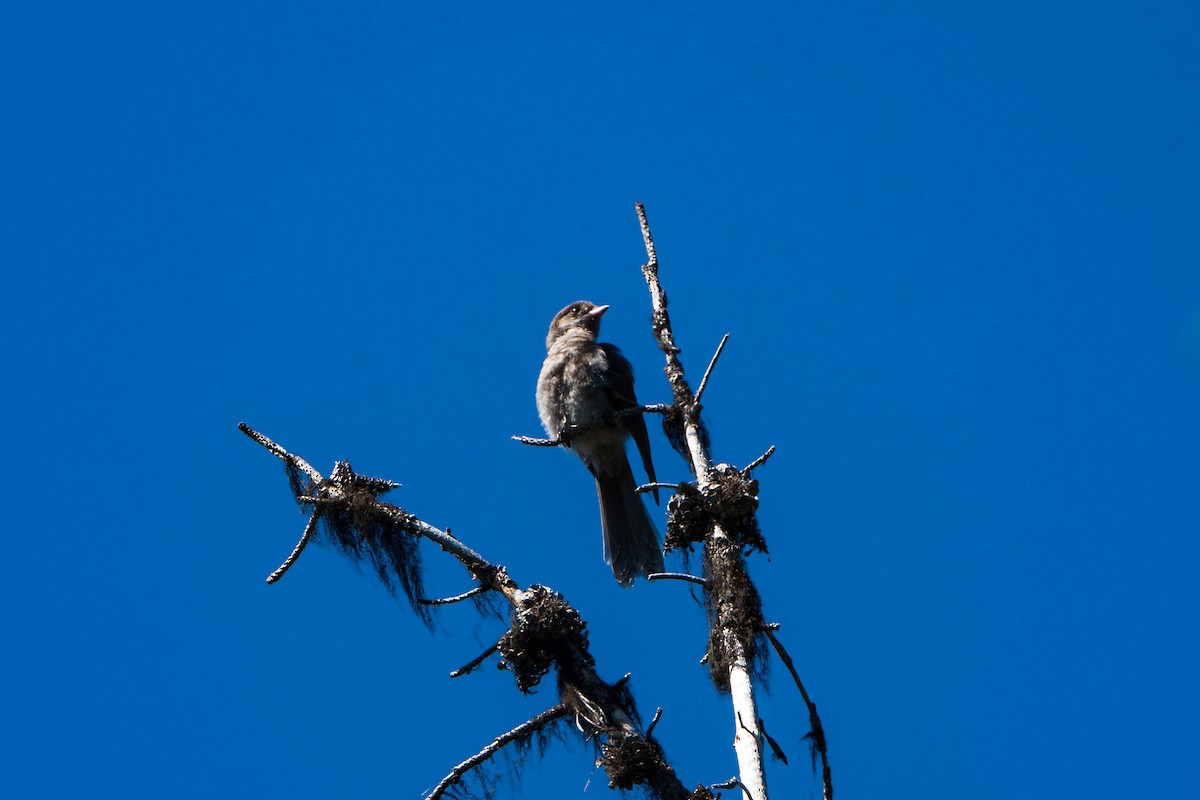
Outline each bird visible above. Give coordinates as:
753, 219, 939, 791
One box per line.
536, 300, 664, 586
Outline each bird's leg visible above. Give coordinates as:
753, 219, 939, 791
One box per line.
557, 420, 582, 446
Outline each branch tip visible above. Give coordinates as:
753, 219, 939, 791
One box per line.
450, 642, 500, 679
646, 571, 708, 587
636, 201, 657, 269
266, 511, 320, 584
419, 585, 489, 606
636, 482, 683, 495
512, 434, 561, 447
426, 704, 570, 800
646, 707, 663, 738
764, 627, 833, 800
743, 445, 777, 474
695, 333, 731, 403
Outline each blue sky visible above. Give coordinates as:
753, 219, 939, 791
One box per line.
2, 2, 1198, 798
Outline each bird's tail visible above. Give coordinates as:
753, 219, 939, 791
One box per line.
595, 463, 664, 587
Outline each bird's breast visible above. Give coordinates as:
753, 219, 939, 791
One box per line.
536, 340, 616, 436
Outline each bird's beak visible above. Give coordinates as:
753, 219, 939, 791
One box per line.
586, 304, 610, 320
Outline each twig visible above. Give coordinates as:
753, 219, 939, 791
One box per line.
637, 204, 704, 459
266, 511, 319, 584
419, 585, 490, 606
636, 482, 683, 495
758, 716, 788, 764
237, 422, 322, 483
512, 434, 561, 447
646, 707, 663, 738
450, 642, 500, 678
425, 704, 570, 800
763, 626, 832, 800
615, 403, 675, 418
742, 445, 777, 475
695, 333, 730, 404
646, 572, 709, 587
294, 495, 345, 506
711, 776, 747, 791
637, 202, 658, 268
514, 404, 673, 449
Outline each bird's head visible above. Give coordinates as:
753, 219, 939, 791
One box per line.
546, 300, 608, 349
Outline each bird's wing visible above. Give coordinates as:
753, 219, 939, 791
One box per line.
599, 343, 659, 503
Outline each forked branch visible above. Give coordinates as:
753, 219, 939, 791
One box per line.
637, 203, 770, 800
636, 203, 832, 800
240, 421, 692, 799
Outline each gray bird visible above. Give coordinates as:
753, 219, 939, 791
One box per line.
536, 301, 664, 586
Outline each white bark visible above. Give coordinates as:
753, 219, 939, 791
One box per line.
637, 203, 770, 800
727, 653, 768, 800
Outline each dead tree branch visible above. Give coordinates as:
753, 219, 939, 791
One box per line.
763, 625, 832, 800
450, 641, 500, 678
695, 333, 730, 404
266, 511, 319, 584
419, 585, 490, 607
425, 704, 571, 800
240, 207, 830, 800
647, 572, 709, 587
636, 202, 771, 800
636, 202, 830, 800
511, 434, 562, 446
742, 446, 777, 475
647, 707, 664, 738
513, 404, 673, 448
637, 482, 685, 495
240, 421, 692, 799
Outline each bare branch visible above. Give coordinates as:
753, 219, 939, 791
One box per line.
742, 445, 777, 475
243, 422, 692, 798
761, 626, 817, 714
425, 704, 570, 800
245, 208, 810, 800
380, 500, 492, 579
758, 716, 788, 764
763, 626, 832, 800
637, 203, 707, 470
695, 333, 730, 404
294, 495, 344, 506
646, 707, 663, 738
637, 203, 769, 799
450, 641, 500, 678
515, 404, 672, 449
637, 201, 659, 269
710, 776, 746, 791
238, 422, 322, 483
242, 424, 499, 601
266, 511, 319, 584
419, 584, 490, 606
647, 572, 709, 587
511, 434, 562, 447
615, 403, 675, 418
636, 482, 684, 495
